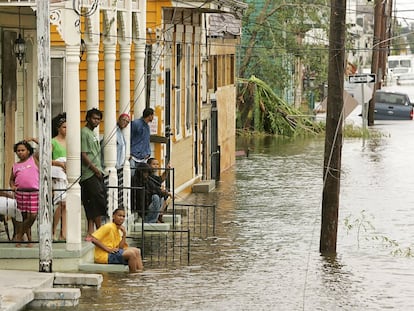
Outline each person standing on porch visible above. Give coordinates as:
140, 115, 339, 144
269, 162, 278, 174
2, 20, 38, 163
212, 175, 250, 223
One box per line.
130, 108, 154, 177
51, 113, 68, 241
80, 108, 108, 235
115, 113, 130, 208
10, 139, 39, 247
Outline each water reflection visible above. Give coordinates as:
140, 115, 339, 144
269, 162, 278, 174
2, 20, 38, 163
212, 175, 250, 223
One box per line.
48, 125, 414, 310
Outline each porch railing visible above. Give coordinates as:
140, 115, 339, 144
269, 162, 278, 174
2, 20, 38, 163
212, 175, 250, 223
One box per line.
129, 202, 217, 268
0, 185, 217, 269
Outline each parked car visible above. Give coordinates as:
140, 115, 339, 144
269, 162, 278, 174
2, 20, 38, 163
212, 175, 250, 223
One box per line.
374, 90, 413, 120
396, 73, 414, 86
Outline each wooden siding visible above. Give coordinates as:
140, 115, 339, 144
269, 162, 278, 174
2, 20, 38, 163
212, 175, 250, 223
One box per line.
146, 0, 171, 44
206, 38, 238, 173
50, 23, 135, 131
216, 85, 236, 172
50, 25, 65, 47
170, 136, 194, 186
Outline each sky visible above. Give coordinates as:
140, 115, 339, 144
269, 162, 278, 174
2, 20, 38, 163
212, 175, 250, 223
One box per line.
394, 0, 414, 26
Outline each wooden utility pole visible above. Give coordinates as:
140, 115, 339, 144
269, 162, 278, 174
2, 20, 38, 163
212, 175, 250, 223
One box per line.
37, 0, 53, 272
383, 0, 393, 83
294, 33, 304, 109
368, 0, 385, 125
378, 1, 388, 88
320, 0, 346, 253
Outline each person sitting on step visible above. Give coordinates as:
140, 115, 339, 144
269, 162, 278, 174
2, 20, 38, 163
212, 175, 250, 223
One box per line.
89, 208, 143, 273
131, 162, 163, 223
147, 158, 172, 223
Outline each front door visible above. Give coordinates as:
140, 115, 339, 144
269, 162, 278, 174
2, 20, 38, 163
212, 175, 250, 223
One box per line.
210, 98, 220, 181
2, 30, 17, 187
193, 67, 198, 175
165, 69, 172, 189
201, 119, 208, 180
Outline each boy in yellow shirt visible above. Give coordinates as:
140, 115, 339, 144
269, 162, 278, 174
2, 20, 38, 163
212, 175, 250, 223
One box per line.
89, 208, 143, 272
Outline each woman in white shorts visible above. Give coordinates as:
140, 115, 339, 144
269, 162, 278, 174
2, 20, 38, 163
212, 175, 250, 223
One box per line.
51, 113, 67, 241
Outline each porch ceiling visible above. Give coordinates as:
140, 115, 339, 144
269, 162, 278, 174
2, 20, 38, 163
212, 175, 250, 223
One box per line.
172, 0, 247, 17
0, 0, 36, 7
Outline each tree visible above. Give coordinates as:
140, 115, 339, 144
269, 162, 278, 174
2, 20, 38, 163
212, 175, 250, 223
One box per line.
238, 0, 330, 128
389, 18, 400, 55
237, 76, 323, 135
406, 32, 414, 54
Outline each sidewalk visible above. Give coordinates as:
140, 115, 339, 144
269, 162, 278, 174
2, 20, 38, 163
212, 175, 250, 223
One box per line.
0, 269, 54, 311
0, 269, 103, 311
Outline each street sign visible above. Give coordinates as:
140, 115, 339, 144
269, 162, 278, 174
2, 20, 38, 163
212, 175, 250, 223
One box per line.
348, 74, 376, 84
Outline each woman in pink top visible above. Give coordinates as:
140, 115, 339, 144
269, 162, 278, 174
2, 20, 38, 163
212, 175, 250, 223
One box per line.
9, 139, 39, 246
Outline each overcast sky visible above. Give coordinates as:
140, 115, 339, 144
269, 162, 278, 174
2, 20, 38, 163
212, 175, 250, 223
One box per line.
394, 0, 414, 25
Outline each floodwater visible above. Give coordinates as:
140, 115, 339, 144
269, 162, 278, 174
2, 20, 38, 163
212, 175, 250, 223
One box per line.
68, 118, 414, 310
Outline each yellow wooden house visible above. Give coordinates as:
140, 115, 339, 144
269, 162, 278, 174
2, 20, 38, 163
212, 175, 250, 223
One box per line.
0, 0, 246, 253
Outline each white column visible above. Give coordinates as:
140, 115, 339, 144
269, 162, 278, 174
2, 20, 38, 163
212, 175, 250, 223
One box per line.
133, 3, 146, 117
103, 44, 118, 217
134, 44, 146, 117
86, 45, 100, 111
85, 6, 101, 133
200, 16, 208, 103
119, 44, 132, 216
65, 45, 82, 251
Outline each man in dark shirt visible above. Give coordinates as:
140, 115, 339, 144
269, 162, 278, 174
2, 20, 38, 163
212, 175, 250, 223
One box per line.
130, 108, 154, 177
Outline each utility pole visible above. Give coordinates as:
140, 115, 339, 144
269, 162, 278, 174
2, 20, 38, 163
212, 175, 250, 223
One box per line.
294, 32, 304, 109
320, 0, 346, 253
378, 0, 388, 90
368, 0, 385, 125
37, 0, 53, 272
383, 0, 393, 84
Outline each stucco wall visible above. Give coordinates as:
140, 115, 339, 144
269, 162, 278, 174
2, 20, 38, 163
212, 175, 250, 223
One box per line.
170, 135, 194, 188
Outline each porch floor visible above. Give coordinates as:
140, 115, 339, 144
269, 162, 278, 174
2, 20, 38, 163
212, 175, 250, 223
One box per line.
0, 241, 95, 272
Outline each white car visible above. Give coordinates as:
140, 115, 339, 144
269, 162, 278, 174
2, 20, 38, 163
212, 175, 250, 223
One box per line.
382, 77, 414, 103
396, 73, 414, 86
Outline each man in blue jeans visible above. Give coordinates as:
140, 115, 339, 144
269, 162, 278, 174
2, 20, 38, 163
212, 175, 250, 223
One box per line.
130, 108, 154, 177
131, 163, 163, 223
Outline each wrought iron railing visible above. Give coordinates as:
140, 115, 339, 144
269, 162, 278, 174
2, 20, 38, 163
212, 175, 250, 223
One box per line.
0, 184, 217, 269
129, 199, 217, 268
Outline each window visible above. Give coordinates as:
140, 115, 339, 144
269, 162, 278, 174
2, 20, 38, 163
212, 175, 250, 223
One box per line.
185, 44, 192, 134
375, 92, 408, 105
175, 43, 182, 137
51, 58, 64, 117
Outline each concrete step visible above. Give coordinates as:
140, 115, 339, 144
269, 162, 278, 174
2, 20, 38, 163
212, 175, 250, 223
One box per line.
0, 270, 95, 311
192, 180, 216, 193
167, 206, 188, 216
53, 272, 103, 289
0, 288, 33, 311
78, 263, 128, 273
131, 222, 170, 232
162, 214, 181, 225
28, 288, 81, 308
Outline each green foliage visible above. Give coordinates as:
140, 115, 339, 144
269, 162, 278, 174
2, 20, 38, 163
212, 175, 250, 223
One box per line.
239, 0, 330, 99
342, 123, 383, 139
238, 76, 324, 136
344, 210, 414, 257
390, 19, 407, 55
407, 32, 414, 54
344, 210, 375, 249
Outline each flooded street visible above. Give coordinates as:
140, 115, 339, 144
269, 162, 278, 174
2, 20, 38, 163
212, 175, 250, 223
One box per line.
72, 119, 414, 311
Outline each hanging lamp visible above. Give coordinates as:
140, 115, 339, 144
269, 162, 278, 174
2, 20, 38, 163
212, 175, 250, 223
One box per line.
14, 7, 26, 66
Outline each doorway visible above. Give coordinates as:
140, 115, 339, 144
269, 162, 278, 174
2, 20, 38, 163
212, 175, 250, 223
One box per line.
2, 30, 17, 187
